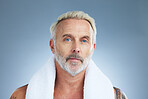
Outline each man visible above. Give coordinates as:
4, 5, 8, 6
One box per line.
10, 11, 127, 99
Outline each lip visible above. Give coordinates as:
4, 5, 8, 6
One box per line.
68, 58, 80, 61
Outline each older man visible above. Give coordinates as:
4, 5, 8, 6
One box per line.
10, 11, 127, 99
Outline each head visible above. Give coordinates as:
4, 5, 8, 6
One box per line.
49, 11, 97, 76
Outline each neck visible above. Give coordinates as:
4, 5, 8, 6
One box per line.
54, 59, 86, 94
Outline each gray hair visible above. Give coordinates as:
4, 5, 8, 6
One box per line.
50, 11, 97, 44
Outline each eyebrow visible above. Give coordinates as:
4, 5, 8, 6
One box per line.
62, 34, 90, 40
81, 36, 90, 40
62, 34, 73, 38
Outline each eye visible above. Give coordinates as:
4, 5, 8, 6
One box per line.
82, 40, 87, 43
65, 38, 71, 42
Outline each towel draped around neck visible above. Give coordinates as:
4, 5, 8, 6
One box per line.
26, 56, 115, 99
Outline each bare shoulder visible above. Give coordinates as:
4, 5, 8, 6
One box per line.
113, 87, 127, 99
10, 84, 28, 99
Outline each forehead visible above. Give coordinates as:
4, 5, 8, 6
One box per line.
55, 19, 92, 36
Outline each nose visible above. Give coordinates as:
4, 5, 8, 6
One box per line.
72, 48, 80, 53
72, 42, 80, 53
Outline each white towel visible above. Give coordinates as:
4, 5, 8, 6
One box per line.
26, 56, 115, 99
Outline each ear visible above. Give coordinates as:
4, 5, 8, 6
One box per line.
49, 39, 55, 54
93, 43, 96, 50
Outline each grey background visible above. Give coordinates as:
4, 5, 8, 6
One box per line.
0, 0, 148, 99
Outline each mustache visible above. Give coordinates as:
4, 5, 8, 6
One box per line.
66, 53, 84, 63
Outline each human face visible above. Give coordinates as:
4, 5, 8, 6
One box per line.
51, 19, 95, 76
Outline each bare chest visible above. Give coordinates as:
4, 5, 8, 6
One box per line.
54, 91, 83, 99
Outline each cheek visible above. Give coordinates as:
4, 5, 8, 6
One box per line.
81, 45, 91, 57
56, 43, 72, 55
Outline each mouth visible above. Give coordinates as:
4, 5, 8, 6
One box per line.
67, 57, 83, 63
66, 54, 84, 63
69, 58, 80, 61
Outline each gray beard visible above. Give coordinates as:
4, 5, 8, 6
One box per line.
54, 48, 93, 76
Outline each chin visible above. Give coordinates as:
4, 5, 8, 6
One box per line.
65, 64, 86, 76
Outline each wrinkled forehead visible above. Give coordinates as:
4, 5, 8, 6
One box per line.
57, 18, 94, 29
55, 18, 93, 35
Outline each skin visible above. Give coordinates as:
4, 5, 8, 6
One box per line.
10, 19, 126, 99
10, 85, 27, 99
51, 19, 95, 99
9, 84, 119, 99
53, 18, 95, 76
